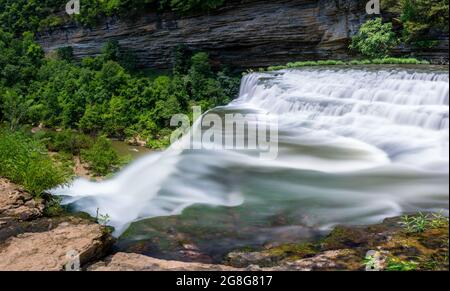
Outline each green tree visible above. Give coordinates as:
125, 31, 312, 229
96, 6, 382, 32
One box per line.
81, 135, 121, 176
350, 18, 399, 58
56, 46, 75, 62
104, 95, 131, 137
1, 89, 33, 130
400, 0, 449, 42
78, 104, 105, 134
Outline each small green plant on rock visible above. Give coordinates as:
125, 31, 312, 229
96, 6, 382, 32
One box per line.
401, 213, 428, 233
429, 211, 449, 229
401, 212, 449, 234
386, 258, 419, 271
96, 208, 111, 226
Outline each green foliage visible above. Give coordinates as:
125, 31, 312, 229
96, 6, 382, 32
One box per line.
96, 208, 112, 226
265, 57, 428, 72
0, 89, 33, 130
0, 0, 66, 33
267, 65, 288, 71
100, 40, 137, 71
0, 30, 43, 87
401, 213, 428, 233
386, 258, 419, 271
0, 30, 240, 153
43, 195, 65, 217
0, 1, 226, 33
0, 129, 70, 197
56, 47, 75, 62
429, 211, 450, 229
381, 0, 449, 44
35, 129, 93, 155
400, 0, 449, 42
81, 135, 122, 176
401, 212, 449, 234
350, 18, 399, 58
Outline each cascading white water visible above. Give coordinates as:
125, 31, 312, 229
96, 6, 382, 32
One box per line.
52, 67, 449, 238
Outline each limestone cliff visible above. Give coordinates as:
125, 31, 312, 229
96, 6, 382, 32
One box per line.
37, 0, 448, 69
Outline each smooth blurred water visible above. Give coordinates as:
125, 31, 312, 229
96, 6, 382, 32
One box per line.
52, 67, 449, 260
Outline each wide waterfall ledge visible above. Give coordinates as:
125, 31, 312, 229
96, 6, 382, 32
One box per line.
51, 67, 450, 238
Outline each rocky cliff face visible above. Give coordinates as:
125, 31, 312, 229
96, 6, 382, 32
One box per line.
37, 0, 368, 69
36, 0, 449, 69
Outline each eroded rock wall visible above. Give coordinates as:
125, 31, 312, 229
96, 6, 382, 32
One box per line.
37, 0, 369, 69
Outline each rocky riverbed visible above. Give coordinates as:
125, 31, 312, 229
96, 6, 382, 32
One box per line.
0, 178, 448, 271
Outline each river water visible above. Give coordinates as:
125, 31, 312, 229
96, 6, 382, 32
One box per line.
52, 66, 449, 262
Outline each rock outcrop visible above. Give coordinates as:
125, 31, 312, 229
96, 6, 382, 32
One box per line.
1, 178, 448, 271
37, 0, 368, 69
271, 249, 362, 271
0, 178, 44, 222
88, 252, 240, 271
0, 178, 114, 271
36, 0, 449, 69
224, 215, 449, 271
0, 221, 114, 271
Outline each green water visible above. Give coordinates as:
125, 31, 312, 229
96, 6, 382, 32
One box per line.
111, 140, 152, 159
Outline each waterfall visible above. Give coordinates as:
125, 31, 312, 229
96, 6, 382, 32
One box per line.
51, 67, 449, 237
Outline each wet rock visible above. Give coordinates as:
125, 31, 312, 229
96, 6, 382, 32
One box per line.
226, 251, 276, 268
0, 220, 114, 271
226, 242, 318, 268
88, 252, 241, 271
320, 226, 370, 250
225, 215, 449, 271
272, 249, 362, 271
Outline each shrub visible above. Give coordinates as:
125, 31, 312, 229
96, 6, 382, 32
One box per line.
35, 130, 93, 155
56, 47, 75, 62
397, 0, 449, 43
317, 60, 345, 66
81, 135, 121, 176
267, 65, 288, 71
0, 129, 69, 197
350, 18, 399, 58
386, 258, 419, 271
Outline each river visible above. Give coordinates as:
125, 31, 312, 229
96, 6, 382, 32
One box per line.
52, 66, 449, 262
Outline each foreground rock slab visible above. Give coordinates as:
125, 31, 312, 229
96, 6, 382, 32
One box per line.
89, 252, 242, 271
0, 221, 114, 271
